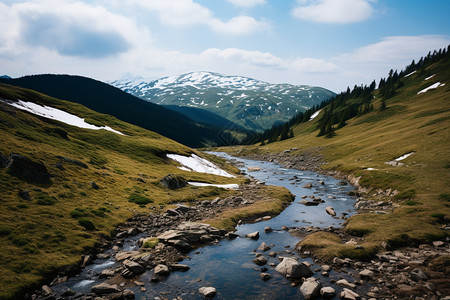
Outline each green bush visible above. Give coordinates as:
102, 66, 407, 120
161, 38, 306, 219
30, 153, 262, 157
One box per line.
439, 193, 450, 201
0, 225, 11, 237
70, 208, 87, 218
78, 218, 96, 230
128, 193, 153, 205
405, 200, 421, 206
36, 193, 56, 205
394, 189, 416, 200
142, 237, 159, 249
10, 235, 31, 246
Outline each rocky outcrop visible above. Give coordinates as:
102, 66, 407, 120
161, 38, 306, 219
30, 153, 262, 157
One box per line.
91, 283, 121, 295
160, 174, 187, 189
6, 153, 51, 184
199, 286, 216, 298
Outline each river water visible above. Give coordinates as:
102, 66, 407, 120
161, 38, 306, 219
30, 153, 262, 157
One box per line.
54, 153, 362, 299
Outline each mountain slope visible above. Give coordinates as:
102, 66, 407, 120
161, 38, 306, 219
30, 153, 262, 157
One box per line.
0, 83, 244, 299
0, 75, 238, 147
226, 48, 450, 261
108, 71, 335, 132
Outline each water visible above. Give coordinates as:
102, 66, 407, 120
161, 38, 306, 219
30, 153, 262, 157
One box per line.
54, 153, 361, 299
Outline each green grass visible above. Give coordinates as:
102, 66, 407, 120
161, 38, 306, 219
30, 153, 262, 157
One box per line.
0, 83, 244, 299
222, 57, 450, 260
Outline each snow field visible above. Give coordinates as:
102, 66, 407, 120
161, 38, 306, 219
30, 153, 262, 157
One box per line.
4, 99, 124, 135
167, 154, 236, 178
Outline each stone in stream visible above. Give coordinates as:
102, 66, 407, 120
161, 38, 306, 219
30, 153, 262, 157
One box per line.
154, 264, 170, 276
115, 251, 140, 262
299, 277, 321, 300
257, 242, 271, 251
264, 226, 273, 233
339, 288, 360, 300
320, 286, 336, 298
91, 283, 121, 295
325, 206, 336, 216
336, 279, 356, 289
199, 286, 217, 298
275, 257, 313, 279
246, 231, 260, 240
123, 260, 145, 276
359, 269, 374, 279
260, 272, 271, 281
302, 183, 313, 189
253, 256, 268, 266
170, 264, 190, 272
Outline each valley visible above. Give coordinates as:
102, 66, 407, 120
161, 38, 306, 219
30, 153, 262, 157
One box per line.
0, 47, 449, 300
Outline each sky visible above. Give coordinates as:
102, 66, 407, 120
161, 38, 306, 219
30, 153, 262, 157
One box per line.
0, 0, 449, 93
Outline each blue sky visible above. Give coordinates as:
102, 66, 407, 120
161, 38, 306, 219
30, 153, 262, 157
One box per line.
0, 0, 449, 92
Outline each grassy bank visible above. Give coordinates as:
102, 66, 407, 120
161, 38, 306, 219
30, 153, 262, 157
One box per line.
0, 84, 244, 299
217, 57, 450, 261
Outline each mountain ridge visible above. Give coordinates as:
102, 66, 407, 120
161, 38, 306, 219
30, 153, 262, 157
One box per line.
108, 71, 335, 132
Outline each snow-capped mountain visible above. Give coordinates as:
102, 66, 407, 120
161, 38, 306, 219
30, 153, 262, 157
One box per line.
108, 71, 335, 131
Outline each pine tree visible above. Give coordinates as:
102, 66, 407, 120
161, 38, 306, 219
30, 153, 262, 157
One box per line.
380, 99, 386, 111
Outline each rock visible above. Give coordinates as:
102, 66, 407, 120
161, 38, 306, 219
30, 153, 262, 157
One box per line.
61, 288, 75, 297
320, 286, 336, 298
154, 264, 170, 276
247, 167, 261, 172
18, 190, 32, 201
253, 256, 268, 266
90, 181, 99, 190
91, 283, 121, 295
173, 239, 192, 253
246, 231, 260, 240
170, 264, 190, 272
268, 251, 277, 257
258, 242, 271, 251
275, 257, 313, 279
303, 183, 313, 189
300, 277, 321, 300
199, 286, 216, 298
321, 265, 331, 272
432, 240, 444, 247
123, 289, 135, 299
359, 269, 374, 279
336, 279, 356, 289
7, 153, 51, 184
410, 268, 428, 282
225, 232, 239, 239
55, 156, 88, 168
160, 174, 187, 189
325, 206, 336, 216
99, 269, 116, 278
303, 201, 320, 206
115, 251, 140, 262
123, 260, 145, 275
339, 288, 360, 300
260, 273, 271, 281
264, 226, 273, 233
41, 285, 53, 297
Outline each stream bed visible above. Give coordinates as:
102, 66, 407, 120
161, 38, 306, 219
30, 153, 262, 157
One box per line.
53, 153, 367, 299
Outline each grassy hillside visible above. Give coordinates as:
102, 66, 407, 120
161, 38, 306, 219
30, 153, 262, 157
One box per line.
0, 75, 240, 147
220, 51, 450, 260
0, 83, 245, 299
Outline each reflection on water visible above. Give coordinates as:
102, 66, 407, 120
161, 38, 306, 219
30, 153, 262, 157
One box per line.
56, 153, 360, 299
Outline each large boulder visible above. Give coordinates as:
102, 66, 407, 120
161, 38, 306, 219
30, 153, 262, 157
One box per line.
6, 153, 51, 184
300, 277, 322, 300
160, 174, 187, 189
91, 283, 121, 295
275, 257, 313, 279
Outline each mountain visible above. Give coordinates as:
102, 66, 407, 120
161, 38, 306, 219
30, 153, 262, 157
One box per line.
108, 71, 335, 132
0, 74, 241, 147
229, 47, 450, 264
0, 82, 245, 299
0, 75, 11, 79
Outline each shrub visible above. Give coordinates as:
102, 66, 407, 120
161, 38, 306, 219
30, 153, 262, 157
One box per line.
439, 193, 450, 201
70, 208, 87, 218
394, 189, 416, 200
36, 193, 56, 205
78, 218, 96, 230
128, 193, 153, 205
142, 238, 159, 249
405, 200, 421, 206
10, 235, 31, 246
0, 225, 11, 237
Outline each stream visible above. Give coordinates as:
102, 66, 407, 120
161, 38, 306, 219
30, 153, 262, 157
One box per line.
52, 152, 366, 299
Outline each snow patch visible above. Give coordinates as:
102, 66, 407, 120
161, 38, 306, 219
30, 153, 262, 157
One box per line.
167, 154, 235, 178
417, 82, 445, 94
364, 168, 378, 171
309, 109, 322, 121
425, 74, 435, 80
395, 152, 414, 161
3, 99, 124, 135
404, 70, 416, 78
188, 182, 239, 190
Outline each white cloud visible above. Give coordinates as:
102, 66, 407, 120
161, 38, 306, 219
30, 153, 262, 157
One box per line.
292, 0, 374, 24
0, 0, 150, 58
130, 0, 269, 35
292, 57, 338, 73
201, 48, 285, 68
225, 0, 266, 8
